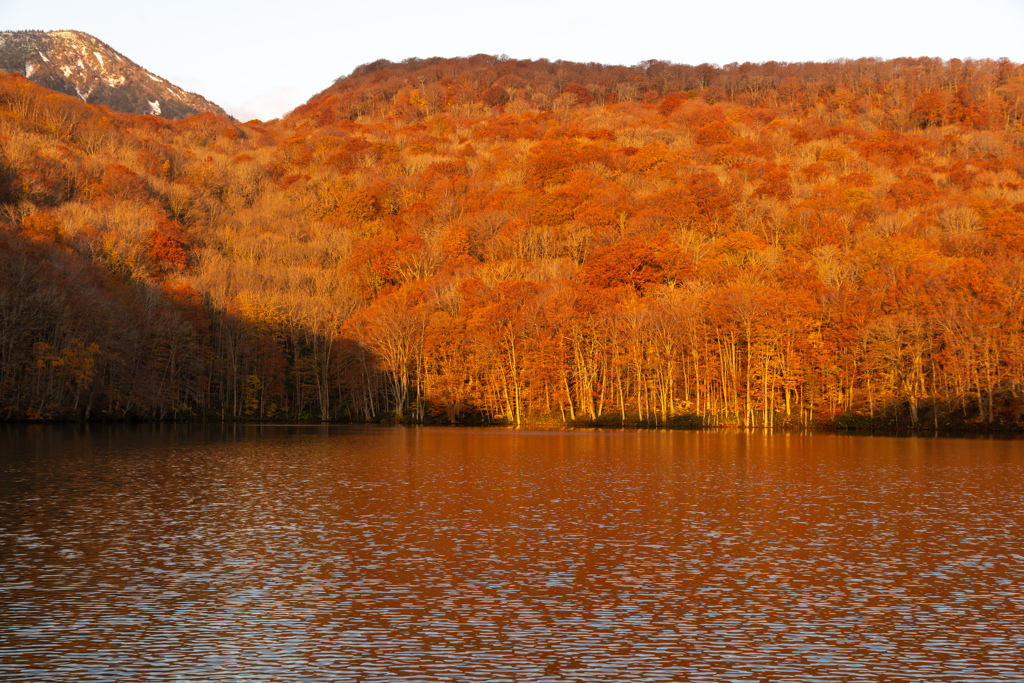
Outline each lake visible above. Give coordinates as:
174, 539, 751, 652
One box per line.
1, 425, 1023, 681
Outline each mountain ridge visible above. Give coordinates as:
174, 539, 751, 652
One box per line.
0, 29, 229, 119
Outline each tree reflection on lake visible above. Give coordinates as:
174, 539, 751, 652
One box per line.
2, 425, 1023, 681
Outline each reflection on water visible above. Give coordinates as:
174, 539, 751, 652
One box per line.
1, 425, 1023, 681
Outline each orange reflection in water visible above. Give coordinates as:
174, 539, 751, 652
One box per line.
1, 425, 1023, 681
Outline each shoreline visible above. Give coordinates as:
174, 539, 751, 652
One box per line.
4, 415, 1022, 437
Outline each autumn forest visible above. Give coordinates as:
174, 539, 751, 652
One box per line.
2, 55, 1023, 429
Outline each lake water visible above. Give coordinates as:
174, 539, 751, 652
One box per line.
2, 425, 1023, 681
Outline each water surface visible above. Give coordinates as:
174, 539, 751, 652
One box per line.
2, 425, 1023, 681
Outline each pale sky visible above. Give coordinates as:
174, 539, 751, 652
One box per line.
2, 0, 1023, 121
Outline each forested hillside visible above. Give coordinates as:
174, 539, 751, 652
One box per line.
2, 55, 1023, 428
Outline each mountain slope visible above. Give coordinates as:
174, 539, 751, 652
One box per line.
1, 57, 1023, 427
0, 30, 228, 119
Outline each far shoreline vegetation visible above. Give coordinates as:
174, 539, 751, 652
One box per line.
6, 408, 1022, 436
2, 54, 1024, 434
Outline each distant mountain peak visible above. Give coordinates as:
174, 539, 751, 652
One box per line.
0, 29, 228, 119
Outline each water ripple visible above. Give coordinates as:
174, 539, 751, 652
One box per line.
1, 426, 1023, 681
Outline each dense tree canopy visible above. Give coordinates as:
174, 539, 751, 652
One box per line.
1, 54, 1023, 429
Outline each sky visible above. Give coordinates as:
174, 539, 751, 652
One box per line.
3, 0, 1023, 121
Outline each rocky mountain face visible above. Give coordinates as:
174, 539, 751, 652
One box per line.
0, 30, 228, 119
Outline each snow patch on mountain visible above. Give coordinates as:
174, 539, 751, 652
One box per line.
38, 51, 49, 63
94, 51, 104, 67
25, 61, 36, 77
148, 100, 161, 115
